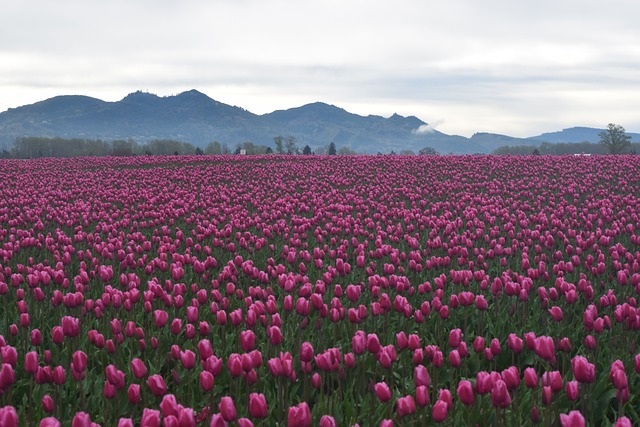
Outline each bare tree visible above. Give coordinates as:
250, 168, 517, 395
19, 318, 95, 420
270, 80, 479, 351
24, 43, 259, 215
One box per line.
599, 123, 631, 154
284, 136, 297, 154
273, 136, 284, 154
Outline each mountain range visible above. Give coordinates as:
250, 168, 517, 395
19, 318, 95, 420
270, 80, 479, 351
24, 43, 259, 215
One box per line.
1, 90, 639, 154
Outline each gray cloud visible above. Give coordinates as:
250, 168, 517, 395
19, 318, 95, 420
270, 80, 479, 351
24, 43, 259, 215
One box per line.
1, 0, 640, 137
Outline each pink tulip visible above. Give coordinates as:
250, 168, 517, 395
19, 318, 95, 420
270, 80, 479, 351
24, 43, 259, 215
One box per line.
614, 417, 633, 427
549, 306, 564, 321
130, 358, 147, 379
128, 383, 141, 404
42, 394, 55, 413
374, 382, 392, 402
542, 371, 564, 392
414, 365, 430, 387
219, 397, 237, 422
147, 374, 167, 397
140, 408, 161, 427
300, 342, 314, 363
559, 410, 585, 427
396, 395, 416, 417
448, 328, 462, 348
240, 330, 256, 352
249, 393, 267, 418
160, 394, 180, 418
39, 418, 61, 427
396, 332, 408, 350
319, 415, 337, 427
432, 399, 448, 423
153, 310, 169, 328
72, 351, 87, 372
200, 370, 215, 391
457, 380, 474, 405
610, 360, 628, 390
490, 379, 511, 408
180, 350, 197, 370
71, 412, 91, 427
24, 351, 38, 374
571, 356, 595, 383
209, 414, 227, 427
415, 385, 430, 406
566, 381, 579, 401
287, 402, 312, 427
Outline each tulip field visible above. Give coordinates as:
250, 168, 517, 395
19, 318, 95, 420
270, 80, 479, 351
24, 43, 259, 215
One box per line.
1, 154, 640, 426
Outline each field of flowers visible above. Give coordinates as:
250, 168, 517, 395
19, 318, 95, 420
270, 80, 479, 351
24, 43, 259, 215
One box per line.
0, 154, 639, 426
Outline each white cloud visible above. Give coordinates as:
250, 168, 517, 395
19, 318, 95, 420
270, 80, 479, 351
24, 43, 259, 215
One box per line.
412, 124, 436, 135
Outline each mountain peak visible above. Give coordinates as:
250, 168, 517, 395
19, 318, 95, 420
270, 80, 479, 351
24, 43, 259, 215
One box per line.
121, 91, 160, 102
176, 89, 211, 99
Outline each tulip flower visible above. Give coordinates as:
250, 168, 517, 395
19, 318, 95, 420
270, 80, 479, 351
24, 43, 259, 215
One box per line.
249, 393, 267, 418
300, 342, 314, 363
153, 310, 169, 328
414, 365, 430, 387
415, 385, 430, 406
571, 356, 595, 383
180, 350, 197, 370
610, 360, 628, 390
42, 394, 55, 413
39, 418, 61, 427
319, 416, 337, 427
130, 358, 148, 379
448, 328, 462, 348
614, 417, 632, 427
375, 382, 392, 402
24, 351, 38, 374
199, 370, 215, 392
559, 410, 585, 427
566, 381, 579, 401
432, 399, 448, 423
71, 412, 91, 427
457, 380, 474, 405
396, 395, 416, 417
287, 402, 312, 427
219, 397, 237, 422
140, 408, 161, 427
128, 383, 141, 404
147, 374, 167, 397
240, 330, 256, 352
491, 379, 511, 408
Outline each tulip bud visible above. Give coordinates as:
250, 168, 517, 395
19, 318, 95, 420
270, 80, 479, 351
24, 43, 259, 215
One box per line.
147, 374, 167, 397
42, 394, 55, 413
128, 383, 141, 404
200, 370, 215, 392
287, 402, 311, 427
559, 410, 585, 427
396, 395, 416, 417
219, 396, 237, 422
24, 351, 38, 374
457, 380, 474, 405
374, 382, 391, 402
249, 392, 268, 418
432, 400, 448, 423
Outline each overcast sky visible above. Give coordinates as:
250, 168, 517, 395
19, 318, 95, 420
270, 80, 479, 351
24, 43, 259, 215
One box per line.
2, 0, 639, 137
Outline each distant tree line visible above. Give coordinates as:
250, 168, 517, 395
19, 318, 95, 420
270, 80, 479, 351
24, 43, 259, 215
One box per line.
493, 141, 639, 156
1, 137, 210, 159
0, 136, 365, 159
493, 124, 637, 156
